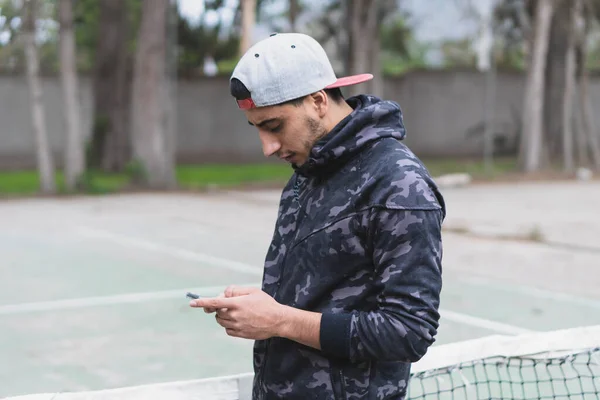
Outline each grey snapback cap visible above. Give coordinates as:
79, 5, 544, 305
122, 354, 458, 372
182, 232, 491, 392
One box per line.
231, 33, 373, 110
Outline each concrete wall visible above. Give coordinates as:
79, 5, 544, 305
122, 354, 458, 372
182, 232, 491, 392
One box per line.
1, 69, 599, 169
0, 75, 266, 168
387, 70, 522, 157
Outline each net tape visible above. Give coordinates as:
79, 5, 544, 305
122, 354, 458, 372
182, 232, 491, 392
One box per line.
3, 325, 599, 400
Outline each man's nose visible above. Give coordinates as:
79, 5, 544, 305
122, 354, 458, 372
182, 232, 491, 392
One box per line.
259, 132, 281, 157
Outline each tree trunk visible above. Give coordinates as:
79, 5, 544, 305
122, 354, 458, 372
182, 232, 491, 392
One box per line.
579, 55, 600, 169
240, 0, 256, 56
370, 32, 384, 98
519, 0, 554, 172
574, 85, 588, 166
89, 0, 131, 172
573, 0, 600, 169
289, 0, 299, 31
583, 84, 600, 170
23, 0, 56, 194
130, 0, 176, 189
341, 0, 353, 76
165, 0, 178, 178
561, 0, 577, 171
347, 0, 382, 98
544, 0, 571, 162
58, 0, 85, 190
483, 53, 497, 173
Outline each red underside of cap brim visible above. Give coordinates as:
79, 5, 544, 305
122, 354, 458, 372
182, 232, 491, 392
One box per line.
236, 73, 374, 110
325, 73, 374, 89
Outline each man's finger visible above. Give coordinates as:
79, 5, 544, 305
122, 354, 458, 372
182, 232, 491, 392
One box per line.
203, 293, 225, 313
216, 308, 233, 320
225, 328, 253, 340
216, 314, 236, 329
225, 328, 243, 338
226, 286, 260, 297
224, 285, 237, 298
190, 297, 236, 309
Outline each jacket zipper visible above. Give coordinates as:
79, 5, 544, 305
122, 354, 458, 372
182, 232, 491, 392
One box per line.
331, 366, 347, 400
258, 175, 314, 397
339, 369, 347, 400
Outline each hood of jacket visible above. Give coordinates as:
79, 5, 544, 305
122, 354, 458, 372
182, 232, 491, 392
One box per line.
293, 94, 407, 177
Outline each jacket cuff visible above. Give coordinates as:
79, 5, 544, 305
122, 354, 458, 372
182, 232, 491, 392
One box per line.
320, 312, 353, 359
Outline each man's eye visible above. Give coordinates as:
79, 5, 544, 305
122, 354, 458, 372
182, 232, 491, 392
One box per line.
270, 125, 282, 133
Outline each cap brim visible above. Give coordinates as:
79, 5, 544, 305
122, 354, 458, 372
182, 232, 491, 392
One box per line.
325, 73, 373, 89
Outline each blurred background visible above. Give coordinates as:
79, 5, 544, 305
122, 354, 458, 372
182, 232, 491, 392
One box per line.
1, 0, 600, 399
0, 0, 599, 193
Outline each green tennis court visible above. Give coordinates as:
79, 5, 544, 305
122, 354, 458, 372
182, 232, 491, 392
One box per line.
1, 181, 599, 398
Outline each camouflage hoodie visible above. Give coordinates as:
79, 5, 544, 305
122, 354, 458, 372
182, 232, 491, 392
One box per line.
253, 95, 445, 400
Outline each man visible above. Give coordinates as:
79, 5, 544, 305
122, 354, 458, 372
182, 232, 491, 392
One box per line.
190, 33, 445, 400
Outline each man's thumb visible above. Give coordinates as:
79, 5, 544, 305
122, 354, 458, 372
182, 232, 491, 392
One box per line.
224, 285, 260, 298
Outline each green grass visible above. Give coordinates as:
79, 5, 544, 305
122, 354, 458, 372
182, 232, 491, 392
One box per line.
0, 158, 518, 197
0, 169, 131, 196
0, 170, 46, 195
421, 156, 518, 179
176, 163, 293, 188
0, 163, 293, 197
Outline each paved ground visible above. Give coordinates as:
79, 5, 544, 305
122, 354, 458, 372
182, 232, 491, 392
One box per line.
1, 180, 599, 398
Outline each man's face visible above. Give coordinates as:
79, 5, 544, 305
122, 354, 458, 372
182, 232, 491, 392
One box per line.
245, 96, 329, 167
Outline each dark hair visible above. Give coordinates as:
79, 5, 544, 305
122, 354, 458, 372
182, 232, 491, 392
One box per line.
230, 77, 252, 100
230, 78, 345, 107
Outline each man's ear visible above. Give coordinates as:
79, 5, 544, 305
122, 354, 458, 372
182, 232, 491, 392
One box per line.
309, 90, 328, 117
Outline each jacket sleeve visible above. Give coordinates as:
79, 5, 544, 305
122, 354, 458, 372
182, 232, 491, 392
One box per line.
319, 208, 443, 363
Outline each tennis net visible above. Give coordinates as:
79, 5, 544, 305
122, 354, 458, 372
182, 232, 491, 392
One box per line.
3, 325, 599, 400
407, 324, 600, 400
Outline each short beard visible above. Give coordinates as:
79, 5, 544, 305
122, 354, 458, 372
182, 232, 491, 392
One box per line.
302, 116, 328, 157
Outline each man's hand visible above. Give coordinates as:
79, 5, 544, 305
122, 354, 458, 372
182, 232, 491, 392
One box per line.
200, 292, 225, 314
189, 286, 286, 340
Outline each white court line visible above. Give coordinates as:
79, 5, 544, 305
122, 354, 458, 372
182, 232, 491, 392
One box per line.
440, 309, 534, 335
457, 276, 600, 310
60, 227, 532, 335
76, 226, 264, 277
0, 282, 260, 315
0, 285, 532, 336
0, 289, 533, 337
